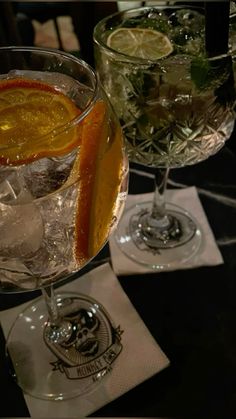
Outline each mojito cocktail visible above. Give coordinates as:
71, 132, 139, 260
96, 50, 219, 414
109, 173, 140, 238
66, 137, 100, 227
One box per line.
94, 6, 236, 268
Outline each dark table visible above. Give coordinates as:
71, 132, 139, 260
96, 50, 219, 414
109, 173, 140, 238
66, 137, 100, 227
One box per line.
1, 142, 236, 418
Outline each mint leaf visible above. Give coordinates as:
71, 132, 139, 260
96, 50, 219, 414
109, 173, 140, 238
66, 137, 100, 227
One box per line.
191, 56, 236, 105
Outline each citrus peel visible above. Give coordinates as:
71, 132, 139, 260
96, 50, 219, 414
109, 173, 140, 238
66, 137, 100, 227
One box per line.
74, 100, 123, 265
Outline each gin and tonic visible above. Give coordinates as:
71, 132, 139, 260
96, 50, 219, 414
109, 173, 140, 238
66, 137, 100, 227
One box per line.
0, 46, 128, 399
94, 5, 236, 268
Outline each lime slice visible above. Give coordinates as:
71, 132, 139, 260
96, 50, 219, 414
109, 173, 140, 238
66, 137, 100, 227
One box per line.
107, 27, 173, 60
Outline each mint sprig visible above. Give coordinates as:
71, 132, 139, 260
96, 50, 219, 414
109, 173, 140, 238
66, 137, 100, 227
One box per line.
191, 55, 236, 105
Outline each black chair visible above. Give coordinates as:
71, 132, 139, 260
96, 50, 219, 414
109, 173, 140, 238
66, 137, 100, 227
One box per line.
69, 2, 118, 66
0, 2, 23, 46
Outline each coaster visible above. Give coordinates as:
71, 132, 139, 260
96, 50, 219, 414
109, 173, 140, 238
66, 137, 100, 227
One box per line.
109, 187, 223, 275
0, 263, 170, 417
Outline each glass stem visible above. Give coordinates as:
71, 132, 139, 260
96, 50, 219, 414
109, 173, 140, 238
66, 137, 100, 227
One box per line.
41, 285, 72, 344
150, 167, 170, 228
136, 167, 185, 247
41, 285, 60, 326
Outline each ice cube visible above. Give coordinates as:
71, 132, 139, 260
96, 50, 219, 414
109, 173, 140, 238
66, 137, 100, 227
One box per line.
0, 202, 43, 258
0, 168, 27, 204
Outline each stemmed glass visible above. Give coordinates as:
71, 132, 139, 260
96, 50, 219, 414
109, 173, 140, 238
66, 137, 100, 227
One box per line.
0, 46, 128, 400
93, 5, 236, 269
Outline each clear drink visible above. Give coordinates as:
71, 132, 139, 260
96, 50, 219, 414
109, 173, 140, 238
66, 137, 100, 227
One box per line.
94, 5, 236, 270
94, 7, 236, 168
0, 70, 127, 291
0, 47, 128, 400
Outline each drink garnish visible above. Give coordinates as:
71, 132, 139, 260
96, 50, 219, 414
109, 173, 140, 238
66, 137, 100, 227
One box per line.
0, 78, 123, 268
74, 100, 123, 265
107, 27, 173, 60
0, 78, 81, 165
190, 55, 236, 105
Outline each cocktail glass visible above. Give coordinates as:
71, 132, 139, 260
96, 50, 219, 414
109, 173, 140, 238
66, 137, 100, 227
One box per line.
93, 5, 236, 269
0, 46, 128, 400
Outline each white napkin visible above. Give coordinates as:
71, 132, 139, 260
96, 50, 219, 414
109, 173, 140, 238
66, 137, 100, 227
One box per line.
109, 187, 223, 275
0, 263, 169, 417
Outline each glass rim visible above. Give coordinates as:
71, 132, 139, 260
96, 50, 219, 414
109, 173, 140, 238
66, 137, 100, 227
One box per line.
0, 45, 99, 147
93, 4, 236, 64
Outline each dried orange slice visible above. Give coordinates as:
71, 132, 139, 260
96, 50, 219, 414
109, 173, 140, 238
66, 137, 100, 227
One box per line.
0, 78, 81, 165
74, 100, 123, 265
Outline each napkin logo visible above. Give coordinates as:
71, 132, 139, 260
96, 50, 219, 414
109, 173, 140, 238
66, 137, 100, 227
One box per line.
44, 294, 123, 380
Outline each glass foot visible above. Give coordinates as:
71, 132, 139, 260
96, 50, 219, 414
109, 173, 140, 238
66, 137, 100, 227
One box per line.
115, 201, 202, 269
6, 292, 123, 400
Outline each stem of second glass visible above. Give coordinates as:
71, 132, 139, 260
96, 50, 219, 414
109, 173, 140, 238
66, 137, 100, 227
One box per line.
150, 167, 171, 228
137, 167, 182, 245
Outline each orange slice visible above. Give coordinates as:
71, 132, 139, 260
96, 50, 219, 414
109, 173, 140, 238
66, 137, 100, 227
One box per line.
0, 78, 81, 165
74, 100, 123, 265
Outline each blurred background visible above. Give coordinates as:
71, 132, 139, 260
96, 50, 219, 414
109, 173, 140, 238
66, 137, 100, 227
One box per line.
0, 1, 202, 65
0, 0, 235, 154
0, 1, 119, 66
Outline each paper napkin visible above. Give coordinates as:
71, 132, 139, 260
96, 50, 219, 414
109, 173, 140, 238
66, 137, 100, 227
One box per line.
109, 187, 223, 275
0, 263, 169, 417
